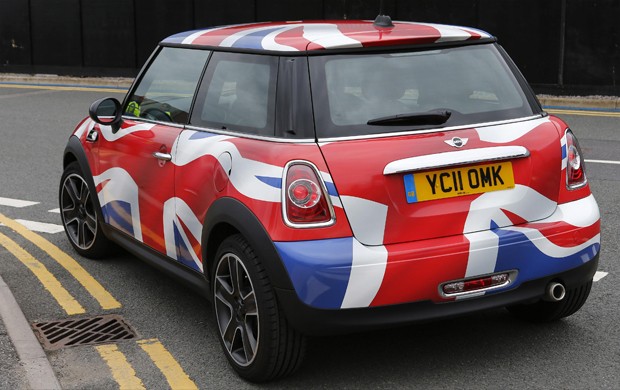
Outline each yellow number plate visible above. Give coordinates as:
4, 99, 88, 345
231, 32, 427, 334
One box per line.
403, 162, 515, 203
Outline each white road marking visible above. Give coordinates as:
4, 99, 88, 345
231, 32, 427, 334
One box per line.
585, 159, 620, 165
593, 271, 608, 282
0, 197, 39, 208
48, 208, 60, 214
0, 220, 64, 234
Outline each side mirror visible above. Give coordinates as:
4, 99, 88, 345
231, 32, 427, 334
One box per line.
89, 97, 123, 132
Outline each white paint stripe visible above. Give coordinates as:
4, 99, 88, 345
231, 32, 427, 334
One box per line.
0, 197, 39, 208
585, 159, 620, 165
48, 208, 60, 214
14, 220, 64, 234
593, 271, 608, 282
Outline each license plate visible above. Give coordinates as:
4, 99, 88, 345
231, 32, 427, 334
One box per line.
403, 162, 515, 203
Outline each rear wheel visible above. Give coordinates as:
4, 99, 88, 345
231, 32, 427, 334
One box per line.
59, 162, 110, 259
213, 234, 306, 382
507, 280, 593, 322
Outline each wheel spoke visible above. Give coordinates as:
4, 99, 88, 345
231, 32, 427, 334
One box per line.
85, 211, 97, 235
215, 277, 235, 307
223, 319, 238, 348
78, 220, 87, 247
63, 208, 79, 225
241, 322, 257, 362
79, 181, 90, 204
64, 178, 80, 205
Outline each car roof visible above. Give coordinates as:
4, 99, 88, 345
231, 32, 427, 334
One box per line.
162, 20, 493, 53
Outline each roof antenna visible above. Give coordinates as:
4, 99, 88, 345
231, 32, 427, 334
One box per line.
373, 0, 394, 27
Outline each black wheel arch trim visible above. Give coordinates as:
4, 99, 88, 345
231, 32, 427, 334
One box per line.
62, 136, 110, 240
202, 197, 294, 291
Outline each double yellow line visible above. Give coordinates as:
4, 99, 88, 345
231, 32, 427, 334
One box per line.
0, 213, 120, 313
0, 212, 199, 389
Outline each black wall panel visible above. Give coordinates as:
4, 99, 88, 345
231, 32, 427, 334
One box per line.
0, 0, 32, 67
564, 0, 620, 87
479, 0, 562, 85
256, 0, 323, 21
30, 0, 82, 67
1, 0, 618, 93
81, 0, 136, 68
135, 0, 194, 66
396, 0, 478, 26
194, 0, 256, 27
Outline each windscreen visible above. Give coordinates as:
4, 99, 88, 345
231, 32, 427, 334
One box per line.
309, 44, 538, 138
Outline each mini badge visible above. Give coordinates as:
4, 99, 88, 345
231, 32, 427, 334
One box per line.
445, 137, 468, 148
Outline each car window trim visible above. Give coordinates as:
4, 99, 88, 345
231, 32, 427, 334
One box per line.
183, 124, 316, 144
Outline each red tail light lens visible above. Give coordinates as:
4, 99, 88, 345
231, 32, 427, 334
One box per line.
283, 163, 334, 226
565, 130, 587, 189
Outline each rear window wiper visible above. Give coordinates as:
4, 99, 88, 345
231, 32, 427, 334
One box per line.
367, 109, 452, 126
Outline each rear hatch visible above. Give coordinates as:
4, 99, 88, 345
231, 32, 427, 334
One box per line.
309, 43, 560, 245
319, 117, 561, 245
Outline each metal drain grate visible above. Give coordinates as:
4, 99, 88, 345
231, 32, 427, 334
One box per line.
32, 314, 137, 350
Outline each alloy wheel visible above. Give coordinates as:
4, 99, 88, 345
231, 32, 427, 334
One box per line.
61, 174, 98, 250
214, 253, 259, 367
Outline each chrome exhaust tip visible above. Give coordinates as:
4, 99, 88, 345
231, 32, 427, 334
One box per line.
544, 282, 566, 302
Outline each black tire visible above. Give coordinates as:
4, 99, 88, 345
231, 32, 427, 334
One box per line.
59, 162, 110, 259
212, 234, 306, 382
506, 280, 593, 322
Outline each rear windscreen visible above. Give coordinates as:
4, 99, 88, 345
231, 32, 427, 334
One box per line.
309, 44, 538, 138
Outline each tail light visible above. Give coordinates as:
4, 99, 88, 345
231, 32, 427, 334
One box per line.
283, 161, 335, 227
565, 130, 587, 189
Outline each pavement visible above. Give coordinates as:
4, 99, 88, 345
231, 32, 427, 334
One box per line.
0, 72, 618, 389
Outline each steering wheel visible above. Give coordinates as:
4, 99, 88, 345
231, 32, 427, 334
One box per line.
142, 108, 172, 122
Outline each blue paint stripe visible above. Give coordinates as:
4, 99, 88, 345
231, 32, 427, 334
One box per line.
492, 227, 600, 291
188, 131, 217, 140
256, 176, 282, 189
173, 223, 201, 272
231, 27, 282, 49
101, 201, 134, 237
162, 29, 211, 44
324, 181, 338, 197
275, 238, 353, 309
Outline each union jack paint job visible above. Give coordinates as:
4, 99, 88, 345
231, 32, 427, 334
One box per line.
68, 20, 600, 316
73, 113, 600, 310
162, 20, 492, 52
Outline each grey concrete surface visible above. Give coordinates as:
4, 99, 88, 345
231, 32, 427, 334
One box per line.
0, 275, 61, 390
0, 78, 618, 389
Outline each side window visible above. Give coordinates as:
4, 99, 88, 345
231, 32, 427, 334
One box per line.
191, 52, 277, 136
124, 47, 211, 124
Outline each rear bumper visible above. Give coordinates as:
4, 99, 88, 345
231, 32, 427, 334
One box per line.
272, 194, 600, 332
276, 254, 599, 335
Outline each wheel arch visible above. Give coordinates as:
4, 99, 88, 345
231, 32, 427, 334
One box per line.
202, 197, 294, 291
62, 136, 109, 238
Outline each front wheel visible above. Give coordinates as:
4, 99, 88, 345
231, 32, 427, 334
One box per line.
59, 162, 110, 259
212, 234, 306, 382
506, 280, 593, 322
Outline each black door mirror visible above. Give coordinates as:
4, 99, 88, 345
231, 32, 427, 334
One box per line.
89, 97, 123, 132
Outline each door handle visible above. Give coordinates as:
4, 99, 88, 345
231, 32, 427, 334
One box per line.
153, 151, 172, 161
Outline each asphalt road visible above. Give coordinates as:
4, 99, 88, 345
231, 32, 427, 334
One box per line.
0, 84, 618, 389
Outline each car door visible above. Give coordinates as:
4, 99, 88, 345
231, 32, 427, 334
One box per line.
92, 47, 211, 256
